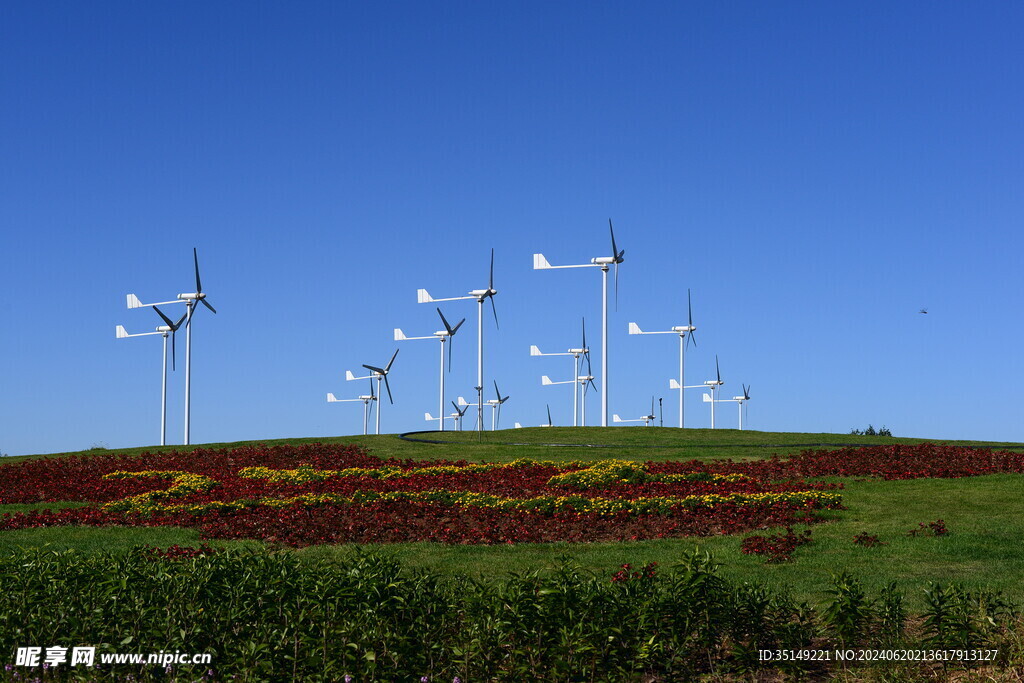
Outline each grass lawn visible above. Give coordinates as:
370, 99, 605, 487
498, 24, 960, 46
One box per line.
3, 427, 1023, 609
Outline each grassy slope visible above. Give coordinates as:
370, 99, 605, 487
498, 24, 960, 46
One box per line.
2, 427, 1023, 608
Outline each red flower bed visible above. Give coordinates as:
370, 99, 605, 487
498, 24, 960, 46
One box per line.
0, 500, 825, 546
4, 441, 1012, 546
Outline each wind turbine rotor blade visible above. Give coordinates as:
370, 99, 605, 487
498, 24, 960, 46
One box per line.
437, 307, 454, 335
581, 317, 587, 349
171, 330, 177, 371
493, 380, 500, 400
193, 248, 203, 294
448, 334, 454, 371
547, 404, 552, 426
716, 355, 721, 383
383, 374, 393, 404
489, 247, 494, 290
363, 364, 385, 374
451, 318, 466, 335
200, 298, 217, 314
489, 295, 499, 329
385, 348, 400, 372
152, 305, 174, 328
496, 402, 501, 429
687, 288, 694, 328
173, 312, 187, 330
609, 219, 618, 257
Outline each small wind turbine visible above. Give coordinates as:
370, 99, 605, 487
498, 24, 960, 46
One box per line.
722, 384, 752, 430
485, 380, 510, 430
534, 220, 625, 426
531, 318, 590, 427
175, 248, 217, 446
345, 349, 399, 434
702, 355, 725, 429
540, 404, 554, 427
395, 308, 465, 432
450, 400, 470, 431
628, 288, 697, 428
613, 397, 657, 427
327, 380, 377, 435
418, 249, 499, 432
115, 306, 187, 446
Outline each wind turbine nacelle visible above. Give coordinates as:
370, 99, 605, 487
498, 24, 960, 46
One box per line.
156, 326, 172, 333
628, 322, 643, 335
532, 253, 553, 270
126, 294, 144, 309
567, 347, 586, 354
671, 325, 695, 333
704, 380, 721, 386
591, 256, 616, 265
469, 288, 493, 297
177, 292, 203, 301
359, 395, 374, 401
732, 396, 746, 401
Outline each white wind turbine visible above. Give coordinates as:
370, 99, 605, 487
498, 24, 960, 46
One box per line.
345, 349, 399, 435
327, 380, 377, 435
540, 404, 554, 427
720, 384, 752, 430
418, 249, 499, 432
115, 306, 187, 446
395, 308, 466, 432
424, 410, 456, 429
485, 381, 511, 430
531, 318, 591, 427
701, 355, 726, 429
450, 400, 470, 431
628, 289, 697, 428
613, 397, 657, 427
127, 248, 216, 446
177, 248, 217, 445
533, 220, 624, 426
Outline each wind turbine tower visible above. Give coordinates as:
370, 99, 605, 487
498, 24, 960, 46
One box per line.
395, 308, 465, 431
417, 249, 499, 432
534, 220, 624, 426
627, 289, 697, 428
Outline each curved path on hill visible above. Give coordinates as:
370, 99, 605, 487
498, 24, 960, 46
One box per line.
396, 430, 885, 449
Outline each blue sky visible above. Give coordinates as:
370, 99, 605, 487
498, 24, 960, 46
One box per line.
2, 1, 1022, 455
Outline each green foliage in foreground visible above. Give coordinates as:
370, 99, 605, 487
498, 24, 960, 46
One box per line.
0, 547, 1021, 682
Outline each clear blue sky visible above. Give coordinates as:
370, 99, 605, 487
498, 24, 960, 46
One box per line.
2, 1, 1022, 455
